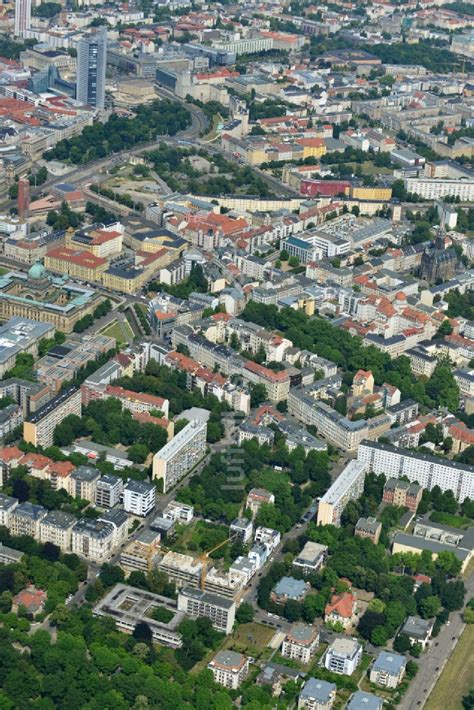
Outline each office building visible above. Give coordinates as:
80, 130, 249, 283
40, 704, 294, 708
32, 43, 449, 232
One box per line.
208, 650, 250, 689
77, 28, 107, 110
70, 466, 100, 503
324, 638, 362, 676
0, 493, 19, 527
95, 474, 124, 508
9, 501, 47, 538
123, 479, 156, 517
72, 518, 116, 563
292, 541, 328, 575
370, 651, 406, 689
0, 318, 54, 379
93, 584, 183, 648
317, 461, 367, 527
39, 510, 76, 552
281, 623, 319, 664
15, 0, 31, 38
23, 386, 81, 448
177, 587, 236, 634
298, 678, 336, 710
357, 440, 474, 502
152, 420, 207, 493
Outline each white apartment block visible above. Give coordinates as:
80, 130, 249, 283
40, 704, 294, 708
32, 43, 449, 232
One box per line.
177, 587, 236, 634
404, 177, 474, 201
324, 638, 362, 676
317, 460, 367, 526
208, 650, 250, 689
152, 419, 207, 493
39, 510, 76, 551
95, 474, 124, 508
71, 519, 116, 563
357, 440, 474, 502
0, 493, 18, 527
123, 480, 156, 517
281, 623, 320, 664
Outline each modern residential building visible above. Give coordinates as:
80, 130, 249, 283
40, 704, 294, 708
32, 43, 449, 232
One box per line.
346, 691, 383, 710
70, 466, 100, 503
317, 461, 367, 527
23, 386, 81, 449
358, 440, 474, 502
271, 576, 310, 603
355, 517, 382, 544
177, 587, 236, 634
39, 510, 76, 552
71, 518, 116, 563
370, 651, 406, 689
229, 517, 253, 543
152, 420, 207, 493
120, 530, 161, 573
324, 638, 362, 675
401, 616, 433, 649
95, 474, 124, 508
292, 541, 328, 575
9, 501, 47, 538
208, 650, 250, 689
77, 28, 107, 109
298, 678, 336, 710
281, 623, 320, 664
123, 479, 156, 517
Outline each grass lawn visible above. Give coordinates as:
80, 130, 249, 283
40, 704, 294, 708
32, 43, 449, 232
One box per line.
0, 267, 8, 276
100, 319, 133, 344
425, 625, 474, 710
191, 622, 275, 675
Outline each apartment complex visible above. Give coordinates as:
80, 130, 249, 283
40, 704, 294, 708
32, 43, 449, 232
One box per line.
23, 386, 82, 448
71, 518, 116, 563
177, 587, 236, 634
152, 420, 207, 493
370, 651, 406, 689
281, 623, 320, 664
324, 638, 362, 676
123, 480, 156, 517
39, 510, 76, 551
317, 461, 367, 526
357, 441, 474, 502
208, 650, 250, 689
10, 502, 47, 538
298, 678, 336, 710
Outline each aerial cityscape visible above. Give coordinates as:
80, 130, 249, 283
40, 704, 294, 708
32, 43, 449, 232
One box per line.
0, 0, 472, 707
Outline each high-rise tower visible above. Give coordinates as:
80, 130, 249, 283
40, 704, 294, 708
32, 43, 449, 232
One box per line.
76, 28, 107, 110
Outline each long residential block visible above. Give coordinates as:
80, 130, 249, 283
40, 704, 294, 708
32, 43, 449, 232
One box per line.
152, 419, 207, 493
357, 440, 474, 502
317, 460, 367, 526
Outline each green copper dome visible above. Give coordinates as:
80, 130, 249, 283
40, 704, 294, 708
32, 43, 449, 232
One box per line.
28, 261, 46, 280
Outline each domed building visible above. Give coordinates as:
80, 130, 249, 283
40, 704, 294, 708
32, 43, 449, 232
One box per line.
0, 261, 103, 333
26, 261, 52, 292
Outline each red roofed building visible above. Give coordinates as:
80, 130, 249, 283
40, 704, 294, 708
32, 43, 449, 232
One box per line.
324, 591, 357, 629
243, 360, 290, 402
12, 586, 47, 616
183, 212, 250, 250
45, 246, 108, 281
104, 385, 169, 418
448, 421, 474, 455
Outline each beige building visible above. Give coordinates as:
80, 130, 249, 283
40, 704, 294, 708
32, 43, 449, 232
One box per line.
208, 650, 249, 690
281, 623, 320, 664
39, 510, 76, 551
23, 386, 82, 448
152, 420, 207, 493
71, 518, 116, 563
317, 461, 366, 527
9, 502, 47, 538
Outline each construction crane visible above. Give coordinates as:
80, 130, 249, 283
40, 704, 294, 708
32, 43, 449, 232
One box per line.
199, 537, 233, 591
